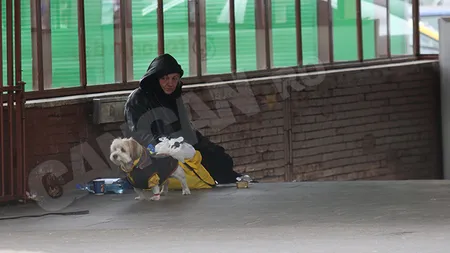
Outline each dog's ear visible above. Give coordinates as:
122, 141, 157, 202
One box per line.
128, 139, 141, 160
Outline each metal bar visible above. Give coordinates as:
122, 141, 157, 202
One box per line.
195, 0, 202, 77
6, 0, 13, 88
77, 0, 87, 88
420, 54, 439, 59
412, 0, 420, 56
295, 0, 303, 66
6, 0, 14, 195
0, 90, 4, 196
35, 0, 45, 91
14, 0, 25, 199
157, 0, 165, 55
386, 0, 391, 58
356, 0, 363, 61
0, 0, 3, 197
120, 0, 128, 84
229, 0, 237, 73
263, 0, 271, 69
0, 86, 22, 92
0, 0, 2, 88
14, 0, 22, 83
21, 92, 26, 201
327, 0, 334, 63
15, 86, 25, 199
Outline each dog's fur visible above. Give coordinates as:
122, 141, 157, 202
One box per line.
109, 137, 191, 201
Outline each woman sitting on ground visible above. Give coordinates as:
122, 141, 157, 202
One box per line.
123, 53, 242, 184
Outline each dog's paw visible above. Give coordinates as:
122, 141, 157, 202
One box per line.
182, 189, 191, 195
150, 194, 161, 201
135, 196, 142, 200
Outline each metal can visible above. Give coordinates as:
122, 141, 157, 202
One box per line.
236, 181, 249, 189
92, 179, 105, 195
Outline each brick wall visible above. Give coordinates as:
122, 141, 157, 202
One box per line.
24, 61, 442, 186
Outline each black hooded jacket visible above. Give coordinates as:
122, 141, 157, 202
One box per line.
124, 53, 196, 147
123, 54, 241, 184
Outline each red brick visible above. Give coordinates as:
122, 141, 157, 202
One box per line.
389, 95, 433, 105
336, 119, 431, 135
303, 128, 336, 139
295, 115, 380, 132
262, 151, 285, 160
397, 80, 430, 89
389, 109, 434, 120
255, 143, 284, 152
332, 86, 371, 96
334, 107, 385, 120
259, 175, 285, 183
293, 143, 350, 158
227, 147, 258, 158
333, 100, 388, 112
234, 160, 286, 173
319, 155, 371, 170
370, 83, 399, 92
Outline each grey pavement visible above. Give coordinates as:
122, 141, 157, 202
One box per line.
1, 180, 450, 253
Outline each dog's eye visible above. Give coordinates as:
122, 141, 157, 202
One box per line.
121, 148, 125, 153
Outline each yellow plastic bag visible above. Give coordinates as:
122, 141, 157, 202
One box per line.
167, 150, 216, 190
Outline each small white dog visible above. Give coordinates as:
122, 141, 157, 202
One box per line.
109, 136, 194, 201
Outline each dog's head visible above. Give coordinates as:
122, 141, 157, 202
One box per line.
109, 137, 143, 172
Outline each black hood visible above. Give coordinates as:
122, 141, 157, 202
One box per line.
139, 53, 184, 99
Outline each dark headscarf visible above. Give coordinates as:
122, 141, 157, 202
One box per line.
139, 53, 184, 99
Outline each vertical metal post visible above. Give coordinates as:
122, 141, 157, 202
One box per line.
229, 0, 237, 73
120, 0, 128, 84
35, 0, 45, 91
6, 0, 14, 195
0, 0, 3, 197
195, 0, 202, 77
356, 0, 363, 61
412, 0, 420, 56
386, 0, 391, 58
157, 0, 165, 55
77, 0, 87, 87
295, 0, 303, 66
15, 0, 26, 199
263, 0, 271, 69
327, 0, 334, 63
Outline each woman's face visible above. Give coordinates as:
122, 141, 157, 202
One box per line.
159, 73, 180, 94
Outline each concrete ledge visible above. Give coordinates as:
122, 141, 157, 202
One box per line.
24, 59, 438, 109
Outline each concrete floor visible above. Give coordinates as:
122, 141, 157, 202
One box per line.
1, 180, 450, 253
